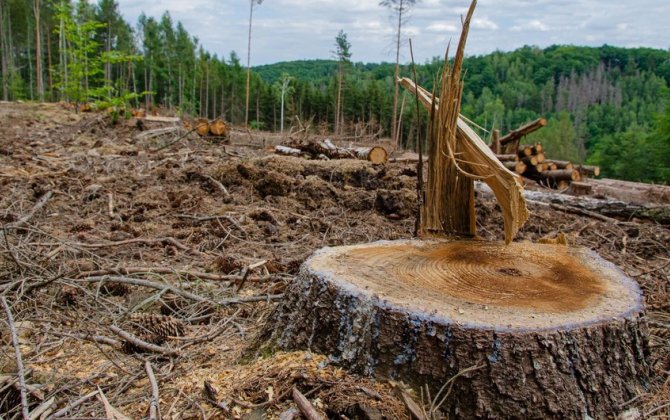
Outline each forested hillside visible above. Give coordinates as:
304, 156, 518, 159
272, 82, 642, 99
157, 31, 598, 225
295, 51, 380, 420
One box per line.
256, 47, 670, 183
0, 0, 668, 182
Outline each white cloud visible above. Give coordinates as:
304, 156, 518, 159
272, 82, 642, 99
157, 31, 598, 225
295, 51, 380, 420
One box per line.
472, 17, 499, 30
116, 0, 670, 65
511, 19, 549, 32
426, 22, 458, 33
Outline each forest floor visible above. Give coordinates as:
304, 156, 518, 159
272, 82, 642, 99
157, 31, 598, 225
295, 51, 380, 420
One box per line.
0, 102, 668, 419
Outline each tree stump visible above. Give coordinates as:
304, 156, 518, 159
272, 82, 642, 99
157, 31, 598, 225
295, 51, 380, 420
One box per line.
257, 239, 649, 418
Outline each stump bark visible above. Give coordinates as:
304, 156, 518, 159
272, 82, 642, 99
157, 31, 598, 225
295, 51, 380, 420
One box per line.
258, 239, 649, 418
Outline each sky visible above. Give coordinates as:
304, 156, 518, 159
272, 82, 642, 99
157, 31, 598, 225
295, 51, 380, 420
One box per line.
115, 0, 670, 65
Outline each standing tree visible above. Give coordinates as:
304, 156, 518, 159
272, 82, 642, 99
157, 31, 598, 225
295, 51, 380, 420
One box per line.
333, 30, 351, 136
380, 0, 418, 145
245, 0, 263, 128
275, 72, 293, 134
34, 0, 44, 101
95, 0, 122, 88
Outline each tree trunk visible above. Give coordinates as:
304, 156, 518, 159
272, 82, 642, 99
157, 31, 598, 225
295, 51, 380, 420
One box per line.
46, 20, 52, 98
390, 0, 403, 146
278, 139, 388, 164
0, 2, 8, 101
478, 183, 670, 224
245, 0, 254, 127
256, 239, 649, 418
34, 0, 43, 102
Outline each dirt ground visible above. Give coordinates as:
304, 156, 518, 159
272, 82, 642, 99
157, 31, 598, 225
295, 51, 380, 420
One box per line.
0, 102, 668, 418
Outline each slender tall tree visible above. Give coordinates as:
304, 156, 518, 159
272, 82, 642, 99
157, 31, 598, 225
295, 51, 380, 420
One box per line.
0, 1, 9, 100
380, 0, 418, 145
34, 0, 44, 101
245, 0, 263, 127
275, 72, 293, 134
333, 30, 351, 136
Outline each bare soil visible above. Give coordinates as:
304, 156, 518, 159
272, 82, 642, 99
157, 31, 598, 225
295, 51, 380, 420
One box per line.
0, 102, 668, 418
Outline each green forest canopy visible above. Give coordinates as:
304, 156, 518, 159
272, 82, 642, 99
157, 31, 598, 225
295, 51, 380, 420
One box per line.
0, 0, 668, 182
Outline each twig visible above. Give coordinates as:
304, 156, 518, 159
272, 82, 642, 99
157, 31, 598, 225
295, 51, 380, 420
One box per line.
76, 266, 273, 283
177, 214, 247, 234
109, 325, 180, 356
203, 174, 230, 198
236, 259, 268, 293
77, 275, 215, 304
107, 192, 115, 218
429, 363, 484, 416
1, 296, 30, 420
29, 396, 55, 420
151, 126, 199, 152
399, 390, 426, 420
51, 331, 121, 347
2, 225, 23, 272
76, 275, 283, 306
179, 309, 241, 349
98, 386, 131, 420
292, 387, 325, 420
49, 390, 100, 418
203, 381, 230, 414
145, 361, 161, 420
71, 237, 192, 252
644, 401, 670, 417
6, 190, 53, 230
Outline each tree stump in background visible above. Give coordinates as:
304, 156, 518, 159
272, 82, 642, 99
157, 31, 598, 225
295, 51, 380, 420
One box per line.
257, 239, 649, 418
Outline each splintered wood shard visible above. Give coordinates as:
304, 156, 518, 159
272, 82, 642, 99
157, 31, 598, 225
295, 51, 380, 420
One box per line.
400, 77, 529, 243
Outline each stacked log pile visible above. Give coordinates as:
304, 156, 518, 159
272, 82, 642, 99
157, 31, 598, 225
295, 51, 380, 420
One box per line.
493, 118, 600, 190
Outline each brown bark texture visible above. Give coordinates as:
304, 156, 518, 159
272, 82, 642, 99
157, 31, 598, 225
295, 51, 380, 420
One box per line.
279, 139, 387, 164
257, 242, 649, 418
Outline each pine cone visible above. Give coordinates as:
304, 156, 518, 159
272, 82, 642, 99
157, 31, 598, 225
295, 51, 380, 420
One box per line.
57, 285, 81, 307
100, 282, 130, 297
129, 313, 185, 341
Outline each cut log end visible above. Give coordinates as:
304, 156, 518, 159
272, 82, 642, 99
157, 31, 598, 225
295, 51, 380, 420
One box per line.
366, 146, 388, 164
259, 239, 648, 418
209, 119, 227, 137
195, 118, 209, 137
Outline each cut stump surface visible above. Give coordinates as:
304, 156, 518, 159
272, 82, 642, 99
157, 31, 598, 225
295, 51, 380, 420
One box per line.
258, 239, 649, 418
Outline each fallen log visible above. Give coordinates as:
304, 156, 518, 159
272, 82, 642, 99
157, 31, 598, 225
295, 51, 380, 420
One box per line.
521, 155, 538, 167
545, 160, 574, 170
503, 160, 526, 174
499, 118, 547, 146
588, 178, 670, 205
209, 119, 227, 137
478, 183, 670, 224
495, 154, 518, 162
544, 169, 581, 182
277, 139, 388, 164
141, 115, 181, 124
567, 181, 593, 196
578, 164, 601, 177
195, 119, 209, 137
274, 145, 304, 157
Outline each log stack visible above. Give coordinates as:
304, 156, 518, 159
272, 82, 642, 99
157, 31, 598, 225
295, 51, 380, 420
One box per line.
495, 144, 599, 190
491, 118, 601, 189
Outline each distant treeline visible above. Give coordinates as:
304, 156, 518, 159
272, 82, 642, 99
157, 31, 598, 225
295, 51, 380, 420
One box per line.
0, 0, 668, 182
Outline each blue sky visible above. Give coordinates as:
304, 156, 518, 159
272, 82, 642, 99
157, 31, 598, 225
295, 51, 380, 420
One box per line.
116, 0, 670, 65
